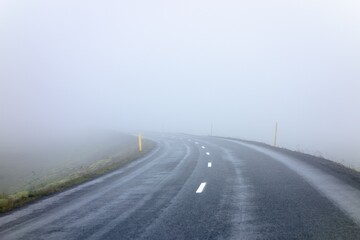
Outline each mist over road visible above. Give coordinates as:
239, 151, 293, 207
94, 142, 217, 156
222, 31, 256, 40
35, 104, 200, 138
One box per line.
1, 134, 360, 239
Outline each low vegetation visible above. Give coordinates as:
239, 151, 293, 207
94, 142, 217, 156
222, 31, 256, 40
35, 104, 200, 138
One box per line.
0, 136, 155, 213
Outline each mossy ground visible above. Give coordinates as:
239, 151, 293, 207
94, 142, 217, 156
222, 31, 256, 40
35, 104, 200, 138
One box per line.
0, 139, 156, 213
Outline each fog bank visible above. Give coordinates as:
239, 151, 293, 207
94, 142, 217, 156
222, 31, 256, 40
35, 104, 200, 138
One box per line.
1, 0, 359, 168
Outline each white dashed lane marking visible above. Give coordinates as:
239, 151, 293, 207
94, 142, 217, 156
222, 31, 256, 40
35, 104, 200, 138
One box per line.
206, 152, 210, 155
196, 182, 207, 193
201, 146, 205, 149
208, 162, 212, 167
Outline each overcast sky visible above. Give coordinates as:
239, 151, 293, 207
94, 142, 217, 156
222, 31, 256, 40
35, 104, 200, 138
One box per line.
0, 0, 359, 167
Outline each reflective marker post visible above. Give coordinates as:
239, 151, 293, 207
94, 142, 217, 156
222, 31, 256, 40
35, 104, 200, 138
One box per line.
138, 133, 142, 152
274, 122, 278, 147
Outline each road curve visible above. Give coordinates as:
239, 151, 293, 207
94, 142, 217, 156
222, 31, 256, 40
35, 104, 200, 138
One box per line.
1, 134, 360, 239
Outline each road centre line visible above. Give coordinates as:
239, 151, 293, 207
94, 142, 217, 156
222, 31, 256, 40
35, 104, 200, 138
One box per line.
196, 182, 207, 193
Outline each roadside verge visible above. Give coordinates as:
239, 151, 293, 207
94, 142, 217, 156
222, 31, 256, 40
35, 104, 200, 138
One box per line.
0, 138, 156, 214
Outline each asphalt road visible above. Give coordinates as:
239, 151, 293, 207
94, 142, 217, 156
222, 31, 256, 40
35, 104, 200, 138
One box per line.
1, 134, 360, 240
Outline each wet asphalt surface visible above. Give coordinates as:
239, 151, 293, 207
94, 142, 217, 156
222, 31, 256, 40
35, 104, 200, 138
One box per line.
1, 134, 360, 239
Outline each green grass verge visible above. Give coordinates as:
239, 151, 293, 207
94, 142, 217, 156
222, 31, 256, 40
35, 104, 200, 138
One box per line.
0, 139, 156, 213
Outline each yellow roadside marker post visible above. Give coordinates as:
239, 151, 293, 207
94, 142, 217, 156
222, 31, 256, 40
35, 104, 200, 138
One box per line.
138, 133, 142, 152
274, 122, 278, 147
